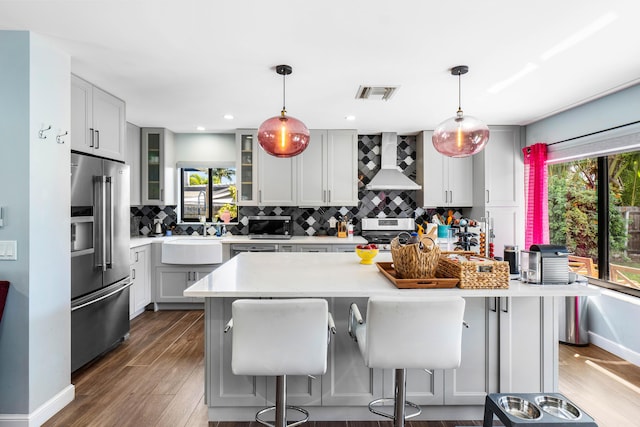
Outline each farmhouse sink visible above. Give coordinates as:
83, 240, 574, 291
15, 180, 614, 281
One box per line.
161, 238, 223, 265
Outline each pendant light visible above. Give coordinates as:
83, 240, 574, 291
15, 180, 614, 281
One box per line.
258, 65, 310, 158
432, 65, 489, 158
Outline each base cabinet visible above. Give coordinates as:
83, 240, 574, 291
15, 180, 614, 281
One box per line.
129, 245, 151, 319
156, 266, 217, 304
205, 296, 557, 417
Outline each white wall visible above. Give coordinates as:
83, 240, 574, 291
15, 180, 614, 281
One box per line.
0, 30, 73, 424
174, 133, 235, 164
525, 83, 640, 365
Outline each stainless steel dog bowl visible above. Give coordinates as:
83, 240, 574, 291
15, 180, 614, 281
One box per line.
497, 395, 542, 420
535, 395, 582, 420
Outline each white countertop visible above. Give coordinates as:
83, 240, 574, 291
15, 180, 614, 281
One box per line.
130, 234, 367, 249
184, 252, 600, 298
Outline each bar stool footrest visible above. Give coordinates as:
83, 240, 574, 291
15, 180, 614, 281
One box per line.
256, 405, 310, 427
368, 398, 422, 421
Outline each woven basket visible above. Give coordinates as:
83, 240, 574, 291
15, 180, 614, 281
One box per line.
390, 235, 441, 279
436, 254, 510, 289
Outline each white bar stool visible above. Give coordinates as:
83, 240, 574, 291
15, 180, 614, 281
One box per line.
226, 298, 335, 427
348, 296, 466, 427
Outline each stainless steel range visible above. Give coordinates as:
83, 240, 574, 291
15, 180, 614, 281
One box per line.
360, 218, 416, 251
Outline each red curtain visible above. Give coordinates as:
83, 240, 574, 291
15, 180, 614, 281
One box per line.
523, 143, 549, 250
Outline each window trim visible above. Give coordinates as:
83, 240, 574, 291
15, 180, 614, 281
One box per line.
179, 167, 237, 224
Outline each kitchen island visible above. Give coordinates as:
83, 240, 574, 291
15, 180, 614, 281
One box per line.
185, 252, 599, 422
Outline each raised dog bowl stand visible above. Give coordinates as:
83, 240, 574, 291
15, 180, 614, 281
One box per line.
483, 393, 598, 427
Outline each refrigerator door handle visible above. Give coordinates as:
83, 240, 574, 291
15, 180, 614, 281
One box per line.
101, 176, 108, 272
71, 281, 133, 312
106, 176, 114, 269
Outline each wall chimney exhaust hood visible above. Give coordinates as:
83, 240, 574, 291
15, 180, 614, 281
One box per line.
365, 132, 422, 191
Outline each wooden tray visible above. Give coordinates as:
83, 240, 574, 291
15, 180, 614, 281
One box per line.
376, 262, 459, 289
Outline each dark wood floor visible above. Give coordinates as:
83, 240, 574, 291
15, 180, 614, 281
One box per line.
44, 310, 640, 427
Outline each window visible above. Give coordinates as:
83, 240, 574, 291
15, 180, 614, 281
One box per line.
180, 167, 237, 223
548, 152, 640, 296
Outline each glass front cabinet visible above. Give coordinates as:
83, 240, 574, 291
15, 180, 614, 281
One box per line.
236, 130, 258, 205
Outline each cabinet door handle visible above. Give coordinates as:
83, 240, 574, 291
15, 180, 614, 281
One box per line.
449, 190, 453, 203
160, 188, 164, 202
259, 190, 262, 204
187, 271, 191, 281
444, 190, 448, 204
489, 297, 497, 312
500, 297, 509, 313
89, 128, 94, 147
328, 190, 331, 203
135, 252, 139, 262
132, 268, 136, 280
323, 190, 326, 203
486, 190, 490, 204
95, 129, 100, 149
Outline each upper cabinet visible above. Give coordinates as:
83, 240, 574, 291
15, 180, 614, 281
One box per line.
71, 74, 126, 161
258, 142, 297, 206
297, 130, 358, 206
141, 128, 175, 205
416, 131, 473, 207
236, 129, 358, 207
473, 126, 524, 207
236, 130, 258, 205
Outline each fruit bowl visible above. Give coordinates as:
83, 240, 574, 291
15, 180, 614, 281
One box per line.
356, 244, 379, 265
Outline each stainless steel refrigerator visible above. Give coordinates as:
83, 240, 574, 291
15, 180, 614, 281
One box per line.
70, 152, 131, 372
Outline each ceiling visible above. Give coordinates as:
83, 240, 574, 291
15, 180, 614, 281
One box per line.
2, 0, 639, 134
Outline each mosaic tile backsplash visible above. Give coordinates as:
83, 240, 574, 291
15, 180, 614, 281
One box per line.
131, 134, 443, 236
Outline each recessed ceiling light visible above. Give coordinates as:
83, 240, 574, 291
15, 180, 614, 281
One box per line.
345, 115, 356, 121
223, 114, 234, 120
196, 126, 205, 131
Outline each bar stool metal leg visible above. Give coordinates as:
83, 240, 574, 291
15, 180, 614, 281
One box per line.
367, 368, 421, 427
256, 375, 310, 427
394, 368, 407, 427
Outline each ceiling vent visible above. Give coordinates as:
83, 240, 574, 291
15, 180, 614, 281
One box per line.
355, 85, 399, 101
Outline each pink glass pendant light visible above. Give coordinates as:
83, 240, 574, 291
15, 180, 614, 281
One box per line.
258, 65, 310, 158
432, 65, 489, 158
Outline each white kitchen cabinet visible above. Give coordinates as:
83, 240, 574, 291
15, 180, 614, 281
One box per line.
473, 126, 523, 207
125, 122, 141, 205
208, 298, 269, 407
129, 245, 150, 319
258, 145, 297, 206
237, 129, 357, 207
236, 130, 258, 205
416, 131, 473, 207
297, 130, 358, 206
470, 126, 525, 255
322, 297, 384, 406
71, 74, 126, 161
155, 265, 216, 304
443, 296, 556, 405
141, 127, 175, 205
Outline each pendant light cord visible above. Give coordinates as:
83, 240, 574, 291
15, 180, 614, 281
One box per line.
281, 72, 287, 115
457, 71, 463, 114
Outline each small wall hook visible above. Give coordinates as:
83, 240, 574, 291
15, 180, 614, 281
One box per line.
56, 131, 68, 144
38, 125, 52, 139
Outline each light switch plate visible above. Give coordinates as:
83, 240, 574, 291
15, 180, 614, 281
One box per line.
0, 240, 17, 260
